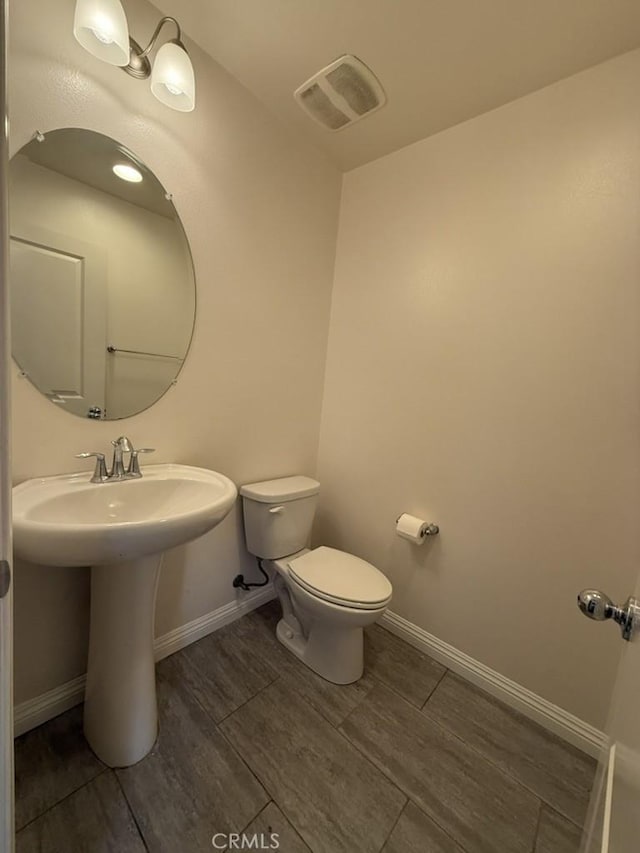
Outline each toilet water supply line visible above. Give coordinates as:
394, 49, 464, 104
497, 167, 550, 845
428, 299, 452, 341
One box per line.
233, 559, 270, 591
232, 512, 441, 591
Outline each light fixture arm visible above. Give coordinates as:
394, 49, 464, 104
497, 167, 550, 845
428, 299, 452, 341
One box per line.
73, 0, 195, 110
123, 16, 188, 80
137, 16, 184, 59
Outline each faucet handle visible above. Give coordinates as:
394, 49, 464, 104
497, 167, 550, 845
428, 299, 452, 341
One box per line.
112, 436, 133, 452
127, 448, 155, 478
75, 452, 109, 483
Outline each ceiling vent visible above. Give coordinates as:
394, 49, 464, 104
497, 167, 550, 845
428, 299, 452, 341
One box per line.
294, 55, 386, 132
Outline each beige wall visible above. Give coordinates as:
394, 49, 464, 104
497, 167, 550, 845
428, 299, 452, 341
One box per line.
10, 0, 341, 704
10, 0, 639, 734
316, 50, 640, 729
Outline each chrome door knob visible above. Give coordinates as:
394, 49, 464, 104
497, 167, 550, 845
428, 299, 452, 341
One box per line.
578, 589, 617, 621
577, 589, 640, 641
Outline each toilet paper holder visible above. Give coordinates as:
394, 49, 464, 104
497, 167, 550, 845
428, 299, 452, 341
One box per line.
396, 516, 439, 537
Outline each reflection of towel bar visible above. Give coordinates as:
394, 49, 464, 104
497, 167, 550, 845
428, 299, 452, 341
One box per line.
107, 345, 183, 361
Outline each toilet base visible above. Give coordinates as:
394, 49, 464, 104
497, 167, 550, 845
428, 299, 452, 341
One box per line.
276, 616, 364, 685
269, 554, 389, 685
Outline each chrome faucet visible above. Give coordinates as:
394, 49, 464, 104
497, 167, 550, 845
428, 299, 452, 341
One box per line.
110, 436, 133, 480
74, 451, 109, 484
75, 437, 155, 483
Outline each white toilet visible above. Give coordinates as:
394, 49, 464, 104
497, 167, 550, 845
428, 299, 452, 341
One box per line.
240, 475, 392, 684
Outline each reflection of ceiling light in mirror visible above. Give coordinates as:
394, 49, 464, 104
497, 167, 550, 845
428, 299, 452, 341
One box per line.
113, 163, 143, 183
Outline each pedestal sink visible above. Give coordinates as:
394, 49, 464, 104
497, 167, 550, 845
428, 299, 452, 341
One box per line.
12, 464, 237, 767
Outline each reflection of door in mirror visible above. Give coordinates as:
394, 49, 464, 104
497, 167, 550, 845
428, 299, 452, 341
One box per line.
10, 225, 107, 418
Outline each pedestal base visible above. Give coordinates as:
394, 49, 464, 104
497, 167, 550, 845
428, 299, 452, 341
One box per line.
84, 554, 161, 767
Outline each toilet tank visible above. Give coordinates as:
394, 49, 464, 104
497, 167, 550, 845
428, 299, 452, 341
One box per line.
240, 476, 320, 559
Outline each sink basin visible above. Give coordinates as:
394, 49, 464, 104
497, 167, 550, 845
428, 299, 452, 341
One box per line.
13, 463, 237, 566
12, 463, 237, 768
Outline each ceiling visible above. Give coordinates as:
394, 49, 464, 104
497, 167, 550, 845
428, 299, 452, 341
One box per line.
155, 0, 640, 171
20, 128, 175, 218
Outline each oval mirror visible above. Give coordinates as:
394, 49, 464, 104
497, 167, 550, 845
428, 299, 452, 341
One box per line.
9, 128, 196, 420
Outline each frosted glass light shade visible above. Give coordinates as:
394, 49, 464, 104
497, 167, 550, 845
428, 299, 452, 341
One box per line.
74, 0, 130, 66
151, 42, 195, 112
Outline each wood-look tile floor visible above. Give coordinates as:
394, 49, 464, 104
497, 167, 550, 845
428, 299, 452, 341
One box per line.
14, 601, 595, 853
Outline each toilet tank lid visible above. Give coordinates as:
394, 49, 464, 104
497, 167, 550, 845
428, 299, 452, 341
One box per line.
240, 475, 320, 503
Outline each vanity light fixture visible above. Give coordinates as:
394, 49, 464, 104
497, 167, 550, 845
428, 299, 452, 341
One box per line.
73, 0, 196, 112
112, 162, 143, 182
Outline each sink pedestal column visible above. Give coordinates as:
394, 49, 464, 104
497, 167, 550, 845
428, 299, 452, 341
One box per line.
84, 554, 161, 767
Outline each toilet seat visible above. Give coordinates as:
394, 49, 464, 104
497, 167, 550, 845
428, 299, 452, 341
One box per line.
288, 546, 392, 610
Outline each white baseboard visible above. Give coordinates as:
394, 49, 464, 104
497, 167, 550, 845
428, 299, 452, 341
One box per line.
14, 585, 275, 738
15, 590, 604, 759
380, 610, 605, 759
13, 675, 87, 738
153, 585, 275, 662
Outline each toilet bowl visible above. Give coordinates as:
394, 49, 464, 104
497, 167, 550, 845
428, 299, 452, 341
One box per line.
240, 476, 392, 684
